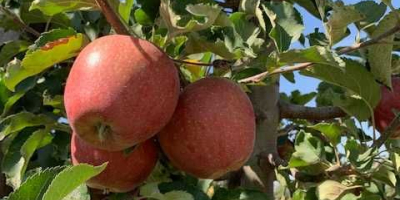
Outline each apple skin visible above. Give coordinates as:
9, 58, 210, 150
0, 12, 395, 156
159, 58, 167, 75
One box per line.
374, 77, 400, 138
64, 35, 180, 151
158, 77, 256, 179
71, 133, 158, 193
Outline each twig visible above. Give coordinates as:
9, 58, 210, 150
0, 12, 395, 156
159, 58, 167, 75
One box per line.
172, 59, 212, 66
0, 6, 40, 37
239, 23, 400, 83
94, 0, 130, 35
279, 100, 347, 120
372, 113, 400, 148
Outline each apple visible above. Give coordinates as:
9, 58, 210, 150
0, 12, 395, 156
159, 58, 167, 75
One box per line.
71, 133, 158, 193
64, 35, 180, 151
158, 77, 256, 179
374, 77, 400, 138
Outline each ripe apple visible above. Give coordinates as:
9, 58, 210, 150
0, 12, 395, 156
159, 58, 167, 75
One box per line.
158, 77, 256, 179
71, 133, 158, 193
374, 77, 400, 138
64, 35, 180, 151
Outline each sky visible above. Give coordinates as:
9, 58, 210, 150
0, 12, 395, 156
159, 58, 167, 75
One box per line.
280, 0, 400, 107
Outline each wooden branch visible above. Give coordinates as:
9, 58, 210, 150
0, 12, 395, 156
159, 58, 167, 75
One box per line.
0, 6, 40, 37
372, 113, 400, 148
94, 0, 130, 35
279, 100, 347, 120
239, 23, 400, 83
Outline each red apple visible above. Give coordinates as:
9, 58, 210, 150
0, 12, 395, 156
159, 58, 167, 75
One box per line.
374, 77, 400, 138
71, 133, 158, 193
158, 77, 256, 179
64, 35, 180, 151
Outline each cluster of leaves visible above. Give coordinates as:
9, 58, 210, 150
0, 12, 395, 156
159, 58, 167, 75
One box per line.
0, 0, 400, 199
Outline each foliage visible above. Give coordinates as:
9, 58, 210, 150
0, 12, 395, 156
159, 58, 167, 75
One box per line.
0, 0, 399, 199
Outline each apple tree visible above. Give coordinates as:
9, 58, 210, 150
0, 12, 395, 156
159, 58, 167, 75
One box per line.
0, 0, 400, 199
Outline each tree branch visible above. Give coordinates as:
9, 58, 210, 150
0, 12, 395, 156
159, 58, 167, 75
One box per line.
94, 0, 130, 35
372, 113, 400, 148
0, 6, 40, 37
239, 23, 400, 83
279, 100, 347, 120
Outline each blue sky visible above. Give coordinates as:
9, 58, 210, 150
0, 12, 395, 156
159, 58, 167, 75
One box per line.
280, 0, 400, 106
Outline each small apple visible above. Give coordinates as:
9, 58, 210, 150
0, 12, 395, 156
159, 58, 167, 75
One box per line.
374, 77, 400, 138
64, 35, 180, 151
158, 77, 256, 179
71, 133, 158, 193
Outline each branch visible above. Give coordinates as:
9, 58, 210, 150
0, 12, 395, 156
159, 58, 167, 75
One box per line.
94, 0, 130, 35
279, 100, 347, 120
239, 23, 400, 83
0, 6, 40, 37
372, 113, 400, 148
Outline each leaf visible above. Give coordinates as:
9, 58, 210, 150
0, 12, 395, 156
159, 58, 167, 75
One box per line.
269, 24, 292, 52
158, 181, 210, 200
63, 184, 90, 200
279, 46, 345, 68
301, 59, 381, 120
4, 32, 89, 91
368, 11, 398, 89
0, 40, 31, 67
0, 112, 55, 140
239, 0, 266, 32
307, 28, 329, 46
229, 12, 261, 45
292, 189, 317, 200
212, 187, 270, 200
309, 123, 342, 146
262, 1, 304, 42
160, 0, 222, 37
134, 0, 161, 26
2, 130, 32, 189
7, 166, 64, 200
316, 180, 350, 200
119, 0, 135, 23
289, 131, 325, 167
42, 163, 107, 200
325, 2, 364, 45
354, 1, 386, 29
391, 152, 400, 173
372, 164, 397, 187
20, 128, 54, 180
30, 0, 98, 16
20, 2, 71, 28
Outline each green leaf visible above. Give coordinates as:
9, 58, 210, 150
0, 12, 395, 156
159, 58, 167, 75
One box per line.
4, 32, 89, 91
7, 166, 65, 200
354, 1, 386, 29
325, 2, 364, 45
134, 0, 161, 26
309, 123, 342, 146
42, 163, 107, 200
0, 112, 55, 140
0, 40, 31, 67
63, 184, 90, 200
212, 187, 270, 200
292, 189, 317, 200
307, 28, 329, 46
301, 59, 381, 120
20, 2, 71, 28
289, 131, 325, 167
229, 12, 261, 45
30, 0, 98, 16
2, 130, 32, 189
160, 0, 223, 37
279, 46, 345, 68
269, 23, 292, 52
262, 1, 304, 42
372, 164, 397, 187
239, 0, 266, 33
391, 152, 400, 173
119, 0, 134, 23
158, 181, 210, 200
367, 11, 398, 89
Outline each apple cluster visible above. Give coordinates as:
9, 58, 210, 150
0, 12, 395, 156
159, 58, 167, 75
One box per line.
64, 35, 256, 192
